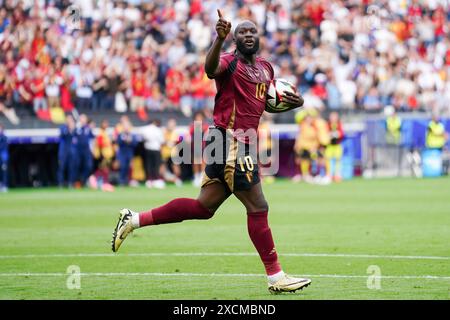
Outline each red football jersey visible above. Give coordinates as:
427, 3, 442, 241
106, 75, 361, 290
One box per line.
209, 52, 274, 142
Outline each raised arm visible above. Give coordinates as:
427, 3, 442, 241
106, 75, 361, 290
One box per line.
205, 9, 231, 78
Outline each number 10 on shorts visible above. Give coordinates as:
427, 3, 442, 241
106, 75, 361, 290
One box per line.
238, 155, 254, 172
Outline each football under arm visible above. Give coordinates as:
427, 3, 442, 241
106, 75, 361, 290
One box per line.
205, 37, 226, 78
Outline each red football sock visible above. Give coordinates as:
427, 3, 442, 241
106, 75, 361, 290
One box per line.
139, 198, 213, 227
247, 211, 282, 276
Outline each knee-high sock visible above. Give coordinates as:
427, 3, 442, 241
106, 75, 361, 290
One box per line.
139, 198, 213, 226
247, 211, 282, 276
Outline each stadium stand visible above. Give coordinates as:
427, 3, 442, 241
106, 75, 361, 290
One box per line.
0, 0, 449, 188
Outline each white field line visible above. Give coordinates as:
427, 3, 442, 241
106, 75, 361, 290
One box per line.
0, 272, 449, 280
0, 252, 449, 260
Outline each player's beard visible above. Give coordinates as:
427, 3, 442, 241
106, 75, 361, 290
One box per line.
236, 38, 260, 55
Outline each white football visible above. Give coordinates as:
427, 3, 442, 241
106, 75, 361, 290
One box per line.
265, 78, 298, 113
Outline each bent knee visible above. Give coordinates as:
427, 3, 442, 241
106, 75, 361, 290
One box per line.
248, 200, 269, 213
257, 201, 269, 212
262, 201, 269, 212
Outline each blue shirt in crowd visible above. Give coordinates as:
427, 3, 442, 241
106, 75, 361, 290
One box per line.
59, 124, 78, 154
117, 131, 137, 154
0, 131, 7, 153
76, 125, 94, 151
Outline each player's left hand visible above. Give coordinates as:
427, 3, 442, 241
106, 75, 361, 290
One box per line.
282, 91, 304, 109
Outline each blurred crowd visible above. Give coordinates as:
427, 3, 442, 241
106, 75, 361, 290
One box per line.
291, 106, 448, 184
1, 0, 450, 127
56, 113, 190, 191
292, 109, 345, 185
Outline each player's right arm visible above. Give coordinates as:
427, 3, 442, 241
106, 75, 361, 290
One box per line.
205, 9, 231, 78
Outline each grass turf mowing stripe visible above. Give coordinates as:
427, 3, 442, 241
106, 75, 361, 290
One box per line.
0, 272, 449, 280
0, 252, 448, 260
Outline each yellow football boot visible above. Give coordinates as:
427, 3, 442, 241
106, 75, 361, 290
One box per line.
112, 209, 136, 252
268, 274, 311, 294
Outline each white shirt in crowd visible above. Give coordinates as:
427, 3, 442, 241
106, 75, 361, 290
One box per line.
140, 124, 164, 151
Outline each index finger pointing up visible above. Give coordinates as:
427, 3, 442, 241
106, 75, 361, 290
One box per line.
217, 9, 223, 19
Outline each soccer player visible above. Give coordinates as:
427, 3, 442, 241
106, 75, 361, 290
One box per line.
112, 11, 310, 294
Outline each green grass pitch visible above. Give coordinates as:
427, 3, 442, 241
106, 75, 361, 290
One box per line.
0, 178, 449, 300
